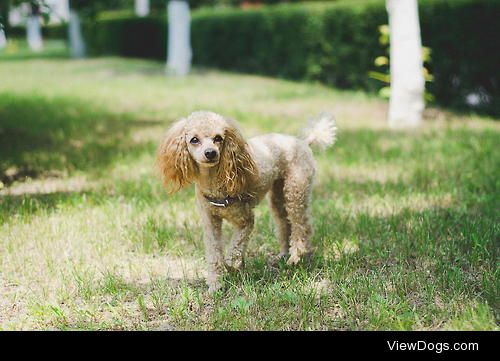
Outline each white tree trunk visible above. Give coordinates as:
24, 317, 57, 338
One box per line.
166, 1, 191, 76
0, 28, 6, 49
135, 0, 150, 17
48, 0, 70, 23
68, 10, 86, 58
27, 15, 43, 52
387, 0, 425, 128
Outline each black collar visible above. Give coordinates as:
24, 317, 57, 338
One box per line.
203, 193, 253, 207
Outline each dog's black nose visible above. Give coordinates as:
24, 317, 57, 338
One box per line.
204, 149, 218, 160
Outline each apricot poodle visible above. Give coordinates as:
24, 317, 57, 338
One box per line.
157, 111, 337, 292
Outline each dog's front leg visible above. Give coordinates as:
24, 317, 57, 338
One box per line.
199, 209, 224, 293
225, 211, 254, 271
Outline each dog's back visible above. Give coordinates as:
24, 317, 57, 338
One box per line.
247, 113, 337, 182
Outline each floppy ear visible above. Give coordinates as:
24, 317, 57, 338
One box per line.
156, 118, 197, 193
216, 120, 258, 196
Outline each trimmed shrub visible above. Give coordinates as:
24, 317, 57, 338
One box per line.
16, 0, 500, 115
85, 16, 166, 59
190, 0, 499, 114
7, 24, 67, 39
419, 0, 500, 115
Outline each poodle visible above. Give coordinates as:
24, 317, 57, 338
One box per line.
157, 111, 337, 292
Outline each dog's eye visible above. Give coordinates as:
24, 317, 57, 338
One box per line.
190, 137, 200, 144
214, 135, 223, 143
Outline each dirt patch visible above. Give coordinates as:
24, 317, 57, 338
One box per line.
0, 175, 91, 196
0, 166, 66, 189
1, 166, 39, 187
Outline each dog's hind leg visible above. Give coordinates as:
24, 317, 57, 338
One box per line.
268, 179, 291, 257
283, 170, 315, 265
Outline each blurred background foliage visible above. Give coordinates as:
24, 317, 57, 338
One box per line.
369, 24, 434, 102
1, 0, 499, 116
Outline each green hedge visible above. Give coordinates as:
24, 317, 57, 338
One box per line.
11, 0, 500, 115
7, 24, 67, 39
85, 16, 166, 59
419, 0, 500, 115
190, 0, 500, 114
191, 2, 387, 91
83, 0, 388, 95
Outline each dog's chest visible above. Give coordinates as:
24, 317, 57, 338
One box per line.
205, 198, 257, 224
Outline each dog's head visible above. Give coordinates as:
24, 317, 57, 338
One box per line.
157, 111, 258, 195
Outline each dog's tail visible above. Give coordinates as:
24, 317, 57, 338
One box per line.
302, 112, 337, 151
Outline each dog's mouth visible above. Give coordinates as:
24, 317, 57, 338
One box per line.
199, 159, 219, 167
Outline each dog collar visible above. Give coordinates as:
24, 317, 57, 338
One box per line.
204, 194, 253, 208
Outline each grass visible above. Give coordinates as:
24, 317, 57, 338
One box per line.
0, 41, 498, 330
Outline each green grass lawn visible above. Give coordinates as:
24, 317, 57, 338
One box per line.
0, 42, 498, 330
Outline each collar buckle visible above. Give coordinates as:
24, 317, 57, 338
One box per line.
209, 199, 228, 207
205, 194, 251, 207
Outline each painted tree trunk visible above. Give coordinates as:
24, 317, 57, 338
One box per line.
135, 0, 150, 17
387, 0, 425, 128
27, 15, 43, 52
50, 0, 70, 23
68, 10, 86, 58
0, 28, 6, 49
167, 1, 191, 76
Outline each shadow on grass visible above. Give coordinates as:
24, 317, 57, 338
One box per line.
0, 92, 162, 185
0, 190, 99, 224
213, 203, 498, 326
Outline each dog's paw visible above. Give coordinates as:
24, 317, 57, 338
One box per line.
287, 242, 314, 266
287, 250, 313, 266
207, 279, 223, 294
206, 269, 224, 294
278, 250, 289, 259
225, 256, 245, 272
269, 251, 289, 267
225, 249, 245, 271
286, 253, 301, 265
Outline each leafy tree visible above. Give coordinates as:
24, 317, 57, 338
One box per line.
7, 0, 51, 51
0, 0, 10, 32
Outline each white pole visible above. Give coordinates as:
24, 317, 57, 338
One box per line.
27, 15, 43, 52
135, 0, 150, 17
0, 28, 6, 49
68, 10, 86, 58
55, 0, 70, 23
166, 1, 192, 76
45, 0, 70, 23
387, 0, 425, 128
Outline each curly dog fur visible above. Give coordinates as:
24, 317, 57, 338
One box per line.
157, 111, 337, 292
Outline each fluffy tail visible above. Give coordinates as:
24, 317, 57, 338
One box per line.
302, 112, 337, 151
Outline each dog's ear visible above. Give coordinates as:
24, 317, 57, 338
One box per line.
217, 120, 258, 196
156, 118, 197, 193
